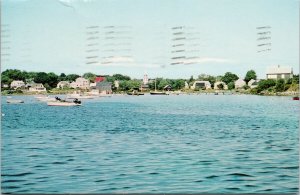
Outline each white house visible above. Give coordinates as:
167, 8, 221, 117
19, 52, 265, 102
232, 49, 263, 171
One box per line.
90, 82, 96, 88
248, 79, 260, 89
266, 65, 293, 80
29, 83, 46, 92
214, 81, 228, 90
10, 80, 25, 89
191, 81, 211, 90
234, 78, 246, 89
57, 81, 70, 89
70, 77, 90, 89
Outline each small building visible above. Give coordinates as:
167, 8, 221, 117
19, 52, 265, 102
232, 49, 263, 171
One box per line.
234, 78, 246, 89
70, 77, 90, 89
266, 65, 293, 80
163, 85, 172, 91
57, 81, 70, 89
248, 79, 260, 89
140, 84, 149, 91
143, 74, 149, 85
184, 81, 189, 89
29, 83, 46, 92
95, 81, 112, 94
10, 80, 25, 89
214, 81, 228, 90
191, 81, 211, 90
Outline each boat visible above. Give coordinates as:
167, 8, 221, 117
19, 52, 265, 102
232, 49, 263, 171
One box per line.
150, 91, 167, 95
127, 90, 144, 96
7, 99, 24, 104
47, 97, 81, 106
150, 79, 168, 95
36, 96, 56, 102
66, 94, 94, 99
292, 96, 299, 100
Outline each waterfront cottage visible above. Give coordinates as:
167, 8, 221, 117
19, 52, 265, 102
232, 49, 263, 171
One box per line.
214, 81, 228, 90
70, 77, 90, 89
266, 65, 293, 80
95, 81, 112, 94
248, 79, 260, 89
234, 78, 246, 89
191, 81, 211, 90
56, 81, 70, 89
29, 83, 46, 92
163, 85, 172, 91
10, 80, 25, 89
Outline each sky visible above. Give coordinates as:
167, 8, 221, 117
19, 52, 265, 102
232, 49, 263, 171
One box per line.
1, 0, 299, 79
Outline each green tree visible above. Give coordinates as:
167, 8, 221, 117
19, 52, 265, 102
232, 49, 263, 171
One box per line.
83, 72, 96, 82
292, 74, 299, 84
112, 74, 131, 81
158, 79, 170, 90
244, 70, 257, 84
34, 72, 49, 84
58, 73, 67, 81
275, 79, 285, 92
227, 82, 235, 90
47, 72, 58, 88
217, 83, 224, 90
66, 74, 80, 81
1, 75, 12, 85
221, 72, 238, 84
1, 69, 25, 81
188, 75, 194, 84
171, 79, 185, 90
257, 79, 276, 93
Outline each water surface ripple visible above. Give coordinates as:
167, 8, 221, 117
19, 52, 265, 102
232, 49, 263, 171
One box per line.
1, 95, 299, 193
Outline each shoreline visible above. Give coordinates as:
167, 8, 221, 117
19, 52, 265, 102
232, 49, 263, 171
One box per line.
2, 90, 299, 97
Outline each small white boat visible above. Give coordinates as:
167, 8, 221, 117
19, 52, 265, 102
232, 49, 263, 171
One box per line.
47, 101, 81, 106
47, 97, 81, 106
36, 96, 56, 102
66, 94, 94, 99
7, 99, 24, 104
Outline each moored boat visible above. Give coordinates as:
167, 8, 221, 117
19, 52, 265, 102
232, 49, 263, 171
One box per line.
150, 91, 168, 95
292, 96, 299, 100
7, 99, 24, 104
149, 79, 168, 95
47, 97, 81, 106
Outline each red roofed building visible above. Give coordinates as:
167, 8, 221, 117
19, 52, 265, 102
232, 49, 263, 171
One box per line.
95, 76, 105, 83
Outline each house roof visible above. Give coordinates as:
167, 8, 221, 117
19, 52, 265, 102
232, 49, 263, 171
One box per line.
95, 76, 105, 82
267, 65, 293, 74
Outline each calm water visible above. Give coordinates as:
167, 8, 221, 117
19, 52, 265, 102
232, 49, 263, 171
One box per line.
1, 94, 299, 193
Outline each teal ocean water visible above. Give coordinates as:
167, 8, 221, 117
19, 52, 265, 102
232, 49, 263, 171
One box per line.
1, 94, 299, 193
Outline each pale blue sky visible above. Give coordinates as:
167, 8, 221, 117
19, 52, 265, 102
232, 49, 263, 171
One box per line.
1, 0, 299, 79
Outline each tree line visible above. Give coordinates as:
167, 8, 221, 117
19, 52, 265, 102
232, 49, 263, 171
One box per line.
1, 69, 299, 93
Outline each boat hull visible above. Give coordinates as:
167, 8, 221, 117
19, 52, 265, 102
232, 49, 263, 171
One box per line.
47, 102, 81, 106
7, 100, 24, 104
150, 92, 168, 95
